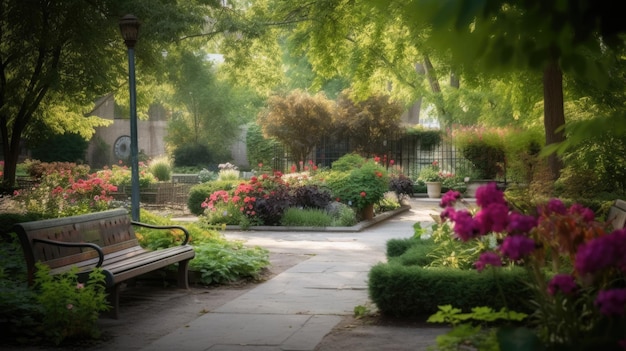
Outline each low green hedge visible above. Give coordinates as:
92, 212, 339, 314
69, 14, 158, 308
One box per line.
368, 263, 532, 318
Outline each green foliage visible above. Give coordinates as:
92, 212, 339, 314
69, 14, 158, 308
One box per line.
427, 305, 530, 351
367, 263, 532, 318
245, 122, 281, 170
386, 237, 422, 257
395, 241, 438, 267
173, 143, 214, 167
198, 168, 218, 183
187, 180, 241, 216
330, 153, 367, 171
189, 242, 269, 285
97, 163, 157, 188
451, 126, 509, 180
334, 91, 404, 155
135, 210, 269, 285
149, 156, 172, 182
324, 201, 358, 226
217, 169, 240, 181
281, 208, 332, 227
326, 159, 389, 210
426, 222, 494, 270
418, 161, 444, 182
257, 89, 334, 167
29, 132, 89, 163
405, 126, 442, 150
34, 263, 110, 345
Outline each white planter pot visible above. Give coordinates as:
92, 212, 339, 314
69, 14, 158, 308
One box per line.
425, 181, 442, 198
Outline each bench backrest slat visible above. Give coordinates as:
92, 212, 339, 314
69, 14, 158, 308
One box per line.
13, 208, 138, 280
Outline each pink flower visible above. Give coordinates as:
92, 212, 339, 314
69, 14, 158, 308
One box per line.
500, 235, 535, 261
475, 252, 502, 272
475, 182, 505, 207
595, 288, 626, 317
76, 283, 85, 289
547, 274, 577, 296
507, 213, 537, 234
451, 210, 478, 241
474, 203, 509, 234
360, 191, 366, 197
440, 190, 461, 208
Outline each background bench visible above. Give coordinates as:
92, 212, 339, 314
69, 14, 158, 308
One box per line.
13, 208, 195, 319
607, 199, 626, 230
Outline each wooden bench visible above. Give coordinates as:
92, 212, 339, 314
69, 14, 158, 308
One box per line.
12, 208, 195, 319
607, 199, 626, 230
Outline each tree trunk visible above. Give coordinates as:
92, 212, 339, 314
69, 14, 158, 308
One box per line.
542, 60, 566, 180
423, 55, 448, 127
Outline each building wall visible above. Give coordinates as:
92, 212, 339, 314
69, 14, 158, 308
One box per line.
86, 95, 168, 167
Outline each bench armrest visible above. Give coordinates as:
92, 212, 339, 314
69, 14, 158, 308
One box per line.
32, 238, 105, 268
130, 221, 191, 245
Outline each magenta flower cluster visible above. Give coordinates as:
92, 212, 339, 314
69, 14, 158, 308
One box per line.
440, 182, 536, 263
547, 274, 578, 296
575, 228, 626, 276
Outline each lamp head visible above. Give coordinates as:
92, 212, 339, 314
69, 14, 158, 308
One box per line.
119, 14, 140, 48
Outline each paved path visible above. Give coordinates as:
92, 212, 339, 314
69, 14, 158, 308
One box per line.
140, 198, 446, 351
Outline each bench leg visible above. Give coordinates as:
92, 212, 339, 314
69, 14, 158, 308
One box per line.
177, 259, 191, 289
104, 284, 121, 319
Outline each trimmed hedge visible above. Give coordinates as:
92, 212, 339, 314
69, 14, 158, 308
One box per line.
386, 237, 422, 257
368, 263, 533, 318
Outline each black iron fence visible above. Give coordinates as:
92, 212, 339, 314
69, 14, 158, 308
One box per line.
271, 134, 507, 182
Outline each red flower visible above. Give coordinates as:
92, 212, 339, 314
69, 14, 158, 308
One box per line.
360, 191, 367, 197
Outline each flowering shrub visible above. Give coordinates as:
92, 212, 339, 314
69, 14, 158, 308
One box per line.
34, 263, 109, 345
449, 126, 507, 179
13, 166, 118, 217
96, 163, 156, 188
418, 161, 452, 182
437, 183, 626, 349
326, 159, 389, 210
202, 172, 293, 227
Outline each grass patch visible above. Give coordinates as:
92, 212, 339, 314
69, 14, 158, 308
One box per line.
281, 208, 333, 227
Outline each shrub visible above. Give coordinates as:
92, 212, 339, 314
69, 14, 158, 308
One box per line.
326, 160, 389, 210
281, 208, 333, 227
389, 174, 414, 197
386, 237, 426, 258
190, 242, 269, 285
187, 180, 241, 216
368, 263, 532, 317
450, 126, 509, 180
173, 143, 213, 167
198, 168, 217, 183
149, 156, 172, 182
331, 153, 367, 171
34, 264, 110, 345
217, 169, 240, 181
135, 210, 269, 285
292, 184, 332, 209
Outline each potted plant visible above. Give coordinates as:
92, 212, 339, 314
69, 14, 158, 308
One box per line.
418, 161, 444, 198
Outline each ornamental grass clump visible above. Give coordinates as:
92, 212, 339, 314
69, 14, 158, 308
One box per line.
435, 183, 626, 350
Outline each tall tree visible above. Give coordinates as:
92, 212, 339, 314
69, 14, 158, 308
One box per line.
365, 0, 626, 179
334, 91, 404, 156
257, 90, 334, 169
0, 0, 219, 189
